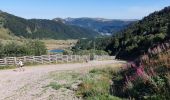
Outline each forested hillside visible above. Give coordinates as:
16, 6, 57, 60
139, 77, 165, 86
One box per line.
106, 6, 170, 60
0, 11, 99, 39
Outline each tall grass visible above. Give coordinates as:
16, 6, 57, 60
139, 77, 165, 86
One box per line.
77, 67, 122, 100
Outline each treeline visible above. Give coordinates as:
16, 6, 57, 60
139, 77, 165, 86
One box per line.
72, 37, 112, 55
72, 37, 112, 51
0, 40, 47, 58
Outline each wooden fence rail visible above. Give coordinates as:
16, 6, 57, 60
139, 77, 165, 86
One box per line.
0, 54, 115, 66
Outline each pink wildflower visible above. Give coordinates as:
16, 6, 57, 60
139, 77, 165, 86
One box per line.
136, 65, 150, 82
136, 67, 144, 76
129, 76, 136, 81
131, 62, 137, 68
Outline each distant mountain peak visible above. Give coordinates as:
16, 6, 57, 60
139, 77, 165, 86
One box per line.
54, 17, 136, 35
64, 17, 75, 22
53, 18, 65, 23
91, 18, 113, 22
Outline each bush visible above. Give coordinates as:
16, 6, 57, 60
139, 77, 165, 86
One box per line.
63, 49, 73, 55
25, 40, 47, 56
0, 40, 47, 58
111, 60, 170, 99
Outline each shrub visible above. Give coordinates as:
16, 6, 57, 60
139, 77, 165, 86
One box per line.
77, 67, 121, 100
25, 40, 47, 56
0, 40, 47, 57
111, 60, 170, 99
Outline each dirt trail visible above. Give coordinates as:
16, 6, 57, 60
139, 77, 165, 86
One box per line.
0, 60, 124, 100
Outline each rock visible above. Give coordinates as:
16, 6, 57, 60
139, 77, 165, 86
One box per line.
70, 80, 82, 91
70, 84, 78, 91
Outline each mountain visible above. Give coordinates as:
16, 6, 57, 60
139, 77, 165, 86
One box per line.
53, 17, 136, 35
0, 11, 100, 39
72, 6, 170, 60
106, 6, 170, 60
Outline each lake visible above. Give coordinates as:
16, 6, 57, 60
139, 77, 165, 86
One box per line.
49, 49, 64, 53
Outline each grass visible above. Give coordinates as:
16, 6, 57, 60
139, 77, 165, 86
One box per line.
0, 27, 20, 40
46, 71, 81, 90
0, 65, 16, 70
49, 71, 80, 81
77, 67, 122, 100
43, 64, 123, 100
41, 39, 77, 50
0, 28, 13, 40
47, 82, 62, 90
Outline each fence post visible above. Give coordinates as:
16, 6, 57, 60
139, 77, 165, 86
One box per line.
66, 55, 68, 63
41, 56, 43, 64
14, 57, 17, 64
55, 54, 58, 63
23, 56, 26, 63
4, 58, 7, 66
33, 56, 36, 63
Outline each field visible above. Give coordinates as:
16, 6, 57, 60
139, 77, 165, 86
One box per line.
41, 39, 78, 50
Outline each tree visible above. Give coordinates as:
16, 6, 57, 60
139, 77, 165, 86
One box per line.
25, 40, 47, 56
113, 38, 119, 48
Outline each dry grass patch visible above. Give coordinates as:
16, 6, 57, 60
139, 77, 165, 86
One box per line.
41, 39, 78, 50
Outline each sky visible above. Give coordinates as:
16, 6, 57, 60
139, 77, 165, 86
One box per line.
0, 0, 170, 19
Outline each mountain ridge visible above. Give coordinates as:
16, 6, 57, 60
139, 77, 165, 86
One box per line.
53, 17, 137, 35
0, 11, 100, 39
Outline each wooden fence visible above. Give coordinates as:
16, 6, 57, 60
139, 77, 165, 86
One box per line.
0, 54, 115, 66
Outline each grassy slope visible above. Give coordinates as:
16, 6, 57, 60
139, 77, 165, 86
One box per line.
0, 28, 13, 39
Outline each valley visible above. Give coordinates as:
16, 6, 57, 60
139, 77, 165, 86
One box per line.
0, 0, 170, 100
53, 17, 136, 35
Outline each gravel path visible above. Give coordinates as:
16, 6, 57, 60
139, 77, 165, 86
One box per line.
0, 60, 123, 100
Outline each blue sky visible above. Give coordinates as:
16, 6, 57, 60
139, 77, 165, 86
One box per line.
0, 0, 170, 19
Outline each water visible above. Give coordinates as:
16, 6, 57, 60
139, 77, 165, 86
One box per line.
49, 49, 64, 53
